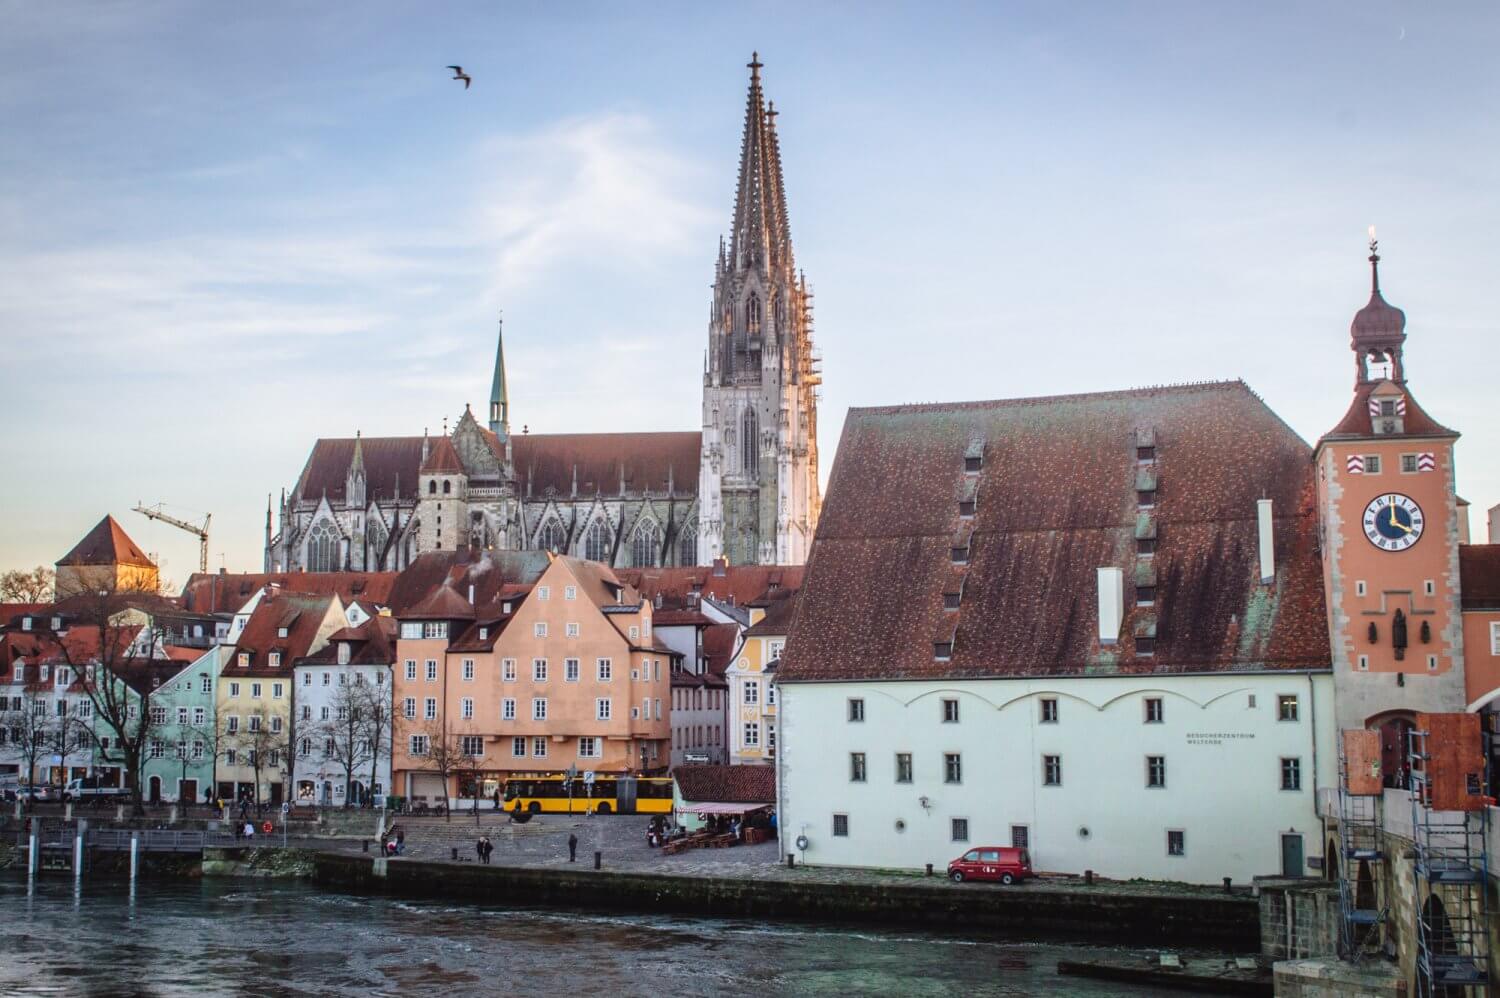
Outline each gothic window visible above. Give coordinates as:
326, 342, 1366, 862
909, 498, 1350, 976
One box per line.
469, 512, 492, 550
677, 519, 698, 566
746, 294, 761, 336
538, 518, 566, 553
584, 519, 611, 563
631, 521, 660, 568
366, 517, 388, 563
307, 520, 339, 573
741, 407, 759, 477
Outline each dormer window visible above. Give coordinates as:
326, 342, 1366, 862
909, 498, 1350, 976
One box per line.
934, 641, 954, 660
1137, 490, 1157, 508
479, 627, 489, 640
1136, 586, 1157, 606
51, 616, 62, 630
950, 545, 969, 565
1137, 446, 1156, 462
1137, 538, 1156, 557
269, 652, 281, 668
21, 618, 31, 632
958, 500, 976, 518
238, 652, 249, 668
1379, 400, 1395, 417
337, 643, 351, 665
943, 592, 961, 610
278, 626, 289, 638
1136, 636, 1156, 656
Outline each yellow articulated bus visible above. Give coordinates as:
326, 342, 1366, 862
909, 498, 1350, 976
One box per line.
503, 774, 673, 815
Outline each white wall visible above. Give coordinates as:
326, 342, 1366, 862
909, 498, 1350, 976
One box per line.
779, 672, 1335, 884
291, 662, 392, 804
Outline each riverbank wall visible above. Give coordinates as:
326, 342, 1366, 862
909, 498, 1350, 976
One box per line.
314, 852, 1259, 949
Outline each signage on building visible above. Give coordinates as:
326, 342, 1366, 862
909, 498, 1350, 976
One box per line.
1184, 732, 1256, 746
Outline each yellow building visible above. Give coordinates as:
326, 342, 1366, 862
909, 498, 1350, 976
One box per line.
216, 589, 343, 805
726, 591, 798, 765
54, 515, 160, 599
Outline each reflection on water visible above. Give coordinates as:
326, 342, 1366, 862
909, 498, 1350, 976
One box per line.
0, 876, 1185, 996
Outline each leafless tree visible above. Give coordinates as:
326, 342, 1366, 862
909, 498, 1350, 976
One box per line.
53, 580, 174, 816
1, 688, 55, 790
414, 716, 463, 822
309, 680, 373, 808
48, 714, 92, 793
226, 707, 292, 809
356, 675, 393, 807
0, 566, 54, 603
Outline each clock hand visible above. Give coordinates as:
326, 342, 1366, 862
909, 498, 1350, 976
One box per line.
1389, 502, 1398, 528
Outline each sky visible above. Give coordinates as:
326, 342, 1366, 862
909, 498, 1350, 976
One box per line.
2, 1, 1497, 582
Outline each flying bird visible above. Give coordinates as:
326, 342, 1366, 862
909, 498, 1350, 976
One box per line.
447, 65, 471, 89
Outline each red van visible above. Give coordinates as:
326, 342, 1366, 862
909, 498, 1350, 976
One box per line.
947, 846, 1032, 885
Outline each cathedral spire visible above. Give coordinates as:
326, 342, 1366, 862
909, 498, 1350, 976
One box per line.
728, 52, 788, 273
489, 314, 510, 439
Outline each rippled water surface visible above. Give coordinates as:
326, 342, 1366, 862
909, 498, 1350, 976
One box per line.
0, 876, 1189, 996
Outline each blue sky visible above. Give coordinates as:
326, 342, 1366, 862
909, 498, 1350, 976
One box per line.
2, 2, 1497, 579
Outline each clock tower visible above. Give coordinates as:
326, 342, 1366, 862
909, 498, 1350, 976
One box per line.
1315, 236, 1466, 742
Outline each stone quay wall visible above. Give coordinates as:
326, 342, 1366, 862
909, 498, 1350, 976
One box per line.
313, 852, 1260, 949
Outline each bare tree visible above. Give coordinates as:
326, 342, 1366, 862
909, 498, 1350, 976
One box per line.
0, 566, 54, 603
309, 680, 373, 808
414, 716, 461, 822
356, 676, 393, 808
52, 581, 175, 815
1, 689, 55, 791
48, 714, 91, 794
227, 708, 292, 809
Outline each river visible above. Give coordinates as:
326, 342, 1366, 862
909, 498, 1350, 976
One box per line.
0, 876, 1196, 996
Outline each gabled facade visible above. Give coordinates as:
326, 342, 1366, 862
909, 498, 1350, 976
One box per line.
139, 646, 222, 804
726, 590, 797, 765
291, 615, 395, 806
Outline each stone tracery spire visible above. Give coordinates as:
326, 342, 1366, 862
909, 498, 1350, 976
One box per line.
728, 52, 789, 273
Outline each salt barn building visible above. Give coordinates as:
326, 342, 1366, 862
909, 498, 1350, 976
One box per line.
775, 244, 1500, 884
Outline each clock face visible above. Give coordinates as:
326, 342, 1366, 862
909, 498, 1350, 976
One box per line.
1362, 493, 1424, 551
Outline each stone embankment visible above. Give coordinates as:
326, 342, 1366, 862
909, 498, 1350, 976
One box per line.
314, 851, 1260, 949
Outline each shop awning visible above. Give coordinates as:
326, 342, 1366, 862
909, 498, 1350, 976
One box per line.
676, 801, 772, 815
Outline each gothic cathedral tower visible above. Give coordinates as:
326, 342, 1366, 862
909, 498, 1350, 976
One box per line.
699, 54, 821, 565
1315, 236, 1467, 738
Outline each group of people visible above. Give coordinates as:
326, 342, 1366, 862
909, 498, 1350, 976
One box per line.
645, 815, 680, 848
380, 825, 406, 857
474, 835, 494, 864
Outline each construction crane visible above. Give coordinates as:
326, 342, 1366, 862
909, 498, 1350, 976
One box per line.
133, 503, 212, 573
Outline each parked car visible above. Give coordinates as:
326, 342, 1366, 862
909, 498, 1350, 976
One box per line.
947, 846, 1032, 885
20, 785, 54, 802
62, 778, 130, 803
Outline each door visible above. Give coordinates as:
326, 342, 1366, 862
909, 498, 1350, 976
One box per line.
1281, 833, 1305, 877
148, 776, 162, 804
180, 779, 197, 805
269, 782, 283, 807
616, 776, 638, 814
1378, 717, 1414, 789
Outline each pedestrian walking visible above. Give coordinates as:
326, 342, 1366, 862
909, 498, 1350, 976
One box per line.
475, 836, 485, 863
567, 832, 578, 863
481, 836, 493, 864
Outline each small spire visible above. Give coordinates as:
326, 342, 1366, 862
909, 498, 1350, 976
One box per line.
1367, 224, 1381, 293
748, 51, 762, 82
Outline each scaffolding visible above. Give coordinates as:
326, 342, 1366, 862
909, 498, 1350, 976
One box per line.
1338, 740, 1388, 960
1408, 725, 1492, 996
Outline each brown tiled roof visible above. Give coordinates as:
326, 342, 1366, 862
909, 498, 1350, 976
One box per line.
781, 381, 1330, 683
56, 516, 155, 568
293, 437, 426, 504
298, 615, 397, 666
385, 549, 549, 618
702, 623, 741, 677
744, 589, 799, 637
180, 572, 397, 615
1321, 381, 1456, 441
618, 565, 804, 608
673, 764, 775, 804
0, 604, 49, 629
513, 432, 700, 497
230, 591, 336, 675
420, 435, 465, 475
652, 608, 717, 627
1461, 546, 1500, 611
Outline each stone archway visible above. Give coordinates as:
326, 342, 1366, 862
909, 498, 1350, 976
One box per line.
1326, 837, 1340, 882
1367, 710, 1416, 789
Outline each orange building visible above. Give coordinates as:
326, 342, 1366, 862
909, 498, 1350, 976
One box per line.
388, 550, 674, 807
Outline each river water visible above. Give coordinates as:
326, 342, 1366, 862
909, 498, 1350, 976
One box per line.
0, 876, 1193, 996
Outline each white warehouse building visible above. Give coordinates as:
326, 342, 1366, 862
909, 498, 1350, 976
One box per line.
776, 384, 1338, 884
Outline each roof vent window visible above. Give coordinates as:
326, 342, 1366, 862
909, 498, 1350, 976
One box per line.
934, 641, 954, 660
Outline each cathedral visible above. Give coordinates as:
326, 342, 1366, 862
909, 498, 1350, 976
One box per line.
265, 55, 820, 573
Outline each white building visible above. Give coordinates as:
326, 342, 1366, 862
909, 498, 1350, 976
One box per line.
777, 384, 1339, 884
291, 615, 394, 806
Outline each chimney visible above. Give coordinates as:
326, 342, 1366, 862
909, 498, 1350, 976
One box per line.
1257, 499, 1275, 583
1097, 567, 1123, 644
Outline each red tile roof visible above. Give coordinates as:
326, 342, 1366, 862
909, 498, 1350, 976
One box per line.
618, 565, 804, 608
781, 381, 1330, 683
744, 589, 799, 637
294, 436, 427, 504
180, 572, 397, 615
1321, 381, 1456, 441
56, 515, 155, 568
1461, 546, 1500, 611
513, 432, 700, 497
230, 591, 337, 675
385, 549, 549, 618
673, 764, 775, 804
420, 435, 465, 475
298, 615, 397, 666
702, 623, 741, 677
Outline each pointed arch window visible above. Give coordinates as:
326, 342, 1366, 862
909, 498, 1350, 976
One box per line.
677, 519, 698, 567
631, 521, 660, 568
746, 294, 761, 337
307, 520, 339, 573
742, 407, 759, 477
366, 517, 388, 564
584, 519, 611, 563
539, 518, 566, 553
